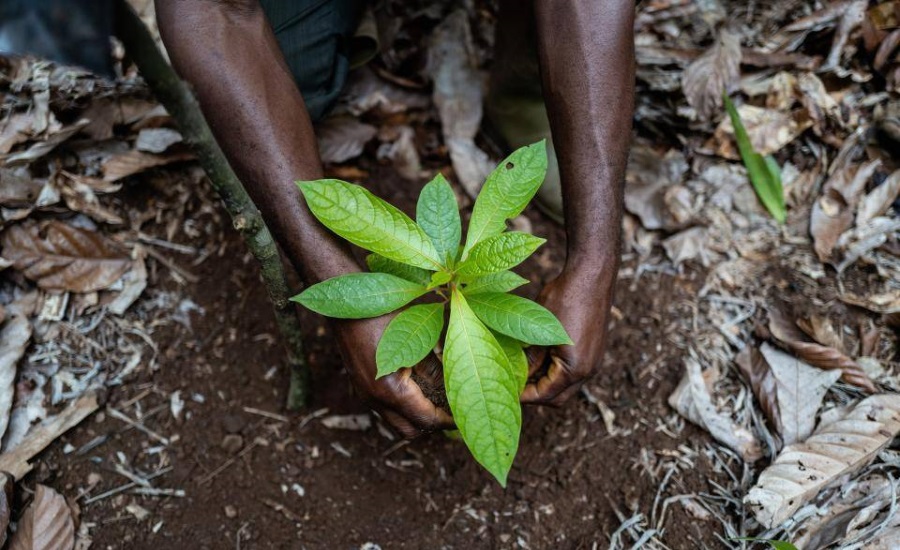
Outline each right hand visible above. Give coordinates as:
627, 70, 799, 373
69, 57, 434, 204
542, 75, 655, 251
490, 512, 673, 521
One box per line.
333, 315, 454, 438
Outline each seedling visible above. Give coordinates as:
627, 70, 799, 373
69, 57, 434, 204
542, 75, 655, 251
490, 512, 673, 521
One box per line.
723, 92, 787, 223
293, 141, 570, 485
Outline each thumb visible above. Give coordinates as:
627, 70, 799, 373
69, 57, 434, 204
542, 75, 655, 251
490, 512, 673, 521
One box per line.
525, 345, 551, 377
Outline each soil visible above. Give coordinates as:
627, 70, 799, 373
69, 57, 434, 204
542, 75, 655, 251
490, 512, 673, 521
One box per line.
30, 166, 726, 549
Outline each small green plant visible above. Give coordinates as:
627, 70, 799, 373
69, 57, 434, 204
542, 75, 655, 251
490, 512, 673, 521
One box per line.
292, 141, 570, 485
723, 92, 787, 223
733, 538, 798, 550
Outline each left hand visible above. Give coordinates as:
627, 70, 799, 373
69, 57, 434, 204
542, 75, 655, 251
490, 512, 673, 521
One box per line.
521, 265, 615, 406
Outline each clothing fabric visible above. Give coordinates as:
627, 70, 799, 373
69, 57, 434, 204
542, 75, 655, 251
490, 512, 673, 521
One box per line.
259, 0, 369, 121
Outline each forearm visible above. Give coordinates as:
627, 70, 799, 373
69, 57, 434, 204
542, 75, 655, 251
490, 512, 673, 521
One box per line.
154, 0, 358, 281
534, 0, 634, 281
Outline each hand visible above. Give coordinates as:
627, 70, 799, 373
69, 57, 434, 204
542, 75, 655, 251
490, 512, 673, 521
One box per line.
333, 315, 455, 438
521, 265, 615, 406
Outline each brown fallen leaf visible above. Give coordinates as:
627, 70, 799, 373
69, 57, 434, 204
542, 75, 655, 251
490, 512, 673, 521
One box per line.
681, 27, 741, 121
745, 393, 900, 529
0, 168, 42, 207
736, 345, 783, 438
810, 160, 881, 262
134, 128, 183, 154
0, 295, 34, 444
857, 168, 900, 225
9, 484, 75, 550
624, 145, 689, 231
711, 103, 812, 160
0, 113, 35, 154
101, 149, 193, 182
316, 116, 377, 164
56, 174, 124, 225
3, 121, 89, 165
0, 220, 132, 293
0, 472, 12, 546
840, 290, 900, 315
796, 315, 845, 351
0, 393, 99, 480
669, 356, 763, 462
835, 217, 900, 272
768, 309, 876, 393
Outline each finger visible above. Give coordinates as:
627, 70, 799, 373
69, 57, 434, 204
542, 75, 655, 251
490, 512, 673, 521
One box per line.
389, 369, 456, 433
379, 409, 423, 439
525, 345, 550, 377
521, 355, 576, 406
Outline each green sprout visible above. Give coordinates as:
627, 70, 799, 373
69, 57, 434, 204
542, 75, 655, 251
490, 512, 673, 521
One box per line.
293, 141, 571, 485
723, 92, 787, 223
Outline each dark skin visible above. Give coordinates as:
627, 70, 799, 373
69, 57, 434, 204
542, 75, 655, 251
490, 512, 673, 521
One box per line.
155, 0, 634, 437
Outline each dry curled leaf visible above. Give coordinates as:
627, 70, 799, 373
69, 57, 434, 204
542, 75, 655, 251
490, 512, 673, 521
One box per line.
669, 356, 763, 462
682, 27, 741, 121
624, 145, 690, 231
0, 295, 34, 445
768, 309, 876, 393
736, 345, 783, 437
9, 484, 75, 550
0, 220, 131, 293
316, 116, 377, 164
759, 343, 841, 445
101, 149, 193, 182
711, 104, 812, 159
810, 160, 881, 262
857, 169, 900, 226
745, 393, 900, 528
0, 472, 11, 546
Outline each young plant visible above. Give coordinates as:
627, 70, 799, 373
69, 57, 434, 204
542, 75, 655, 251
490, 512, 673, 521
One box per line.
292, 141, 570, 485
723, 92, 787, 223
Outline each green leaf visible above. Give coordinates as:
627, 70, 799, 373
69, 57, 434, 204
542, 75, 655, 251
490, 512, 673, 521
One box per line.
723, 94, 787, 223
732, 538, 798, 550
291, 273, 426, 319
416, 174, 461, 264
467, 292, 572, 346
299, 179, 444, 270
429, 271, 452, 289
366, 253, 431, 286
456, 232, 545, 277
376, 303, 445, 378
462, 271, 529, 295
463, 141, 548, 256
444, 289, 521, 486
494, 333, 528, 394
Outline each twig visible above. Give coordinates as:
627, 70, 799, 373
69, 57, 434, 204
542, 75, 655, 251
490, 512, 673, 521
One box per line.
107, 406, 170, 445
83, 467, 173, 505
242, 406, 289, 423
197, 439, 263, 485
114, 0, 309, 409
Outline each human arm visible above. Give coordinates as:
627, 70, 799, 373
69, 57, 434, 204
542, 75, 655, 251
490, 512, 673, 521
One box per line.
522, 0, 635, 404
153, 0, 452, 435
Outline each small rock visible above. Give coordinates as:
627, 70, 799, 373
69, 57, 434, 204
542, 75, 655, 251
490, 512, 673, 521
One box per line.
224, 505, 237, 518
221, 434, 244, 454
222, 414, 246, 434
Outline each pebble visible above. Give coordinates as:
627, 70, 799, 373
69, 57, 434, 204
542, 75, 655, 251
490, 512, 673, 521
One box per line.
221, 434, 244, 454
224, 505, 237, 518
222, 414, 246, 434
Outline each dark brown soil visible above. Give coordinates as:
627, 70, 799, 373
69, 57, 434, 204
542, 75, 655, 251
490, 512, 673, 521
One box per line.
31, 166, 725, 549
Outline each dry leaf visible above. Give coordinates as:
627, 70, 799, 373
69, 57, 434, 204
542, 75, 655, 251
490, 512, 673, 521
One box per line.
56, 175, 124, 225
867, 526, 900, 550
427, 10, 493, 198
796, 315, 844, 351
106, 247, 148, 316
810, 160, 881, 262
0, 168, 42, 207
316, 116, 377, 164
758, 343, 841, 445
669, 357, 763, 462
0, 295, 34, 444
134, 128, 183, 154
0, 393, 99, 480
662, 226, 712, 266
682, 27, 741, 121
4, 121, 89, 165
9, 484, 75, 550
101, 149, 193, 182
624, 145, 689, 231
736, 345, 783, 437
0, 113, 35, 154
857, 169, 900, 225
376, 125, 425, 181
711, 104, 812, 159
0, 220, 132, 293
835, 216, 900, 272
793, 475, 894, 549
840, 290, 900, 314
768, 309, 876, 392
0, 472, 12, 546
334, 66, 430, 117
745, 393, 900, 528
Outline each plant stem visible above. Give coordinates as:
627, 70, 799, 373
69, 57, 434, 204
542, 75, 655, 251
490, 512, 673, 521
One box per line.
114, 1, 309, 409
